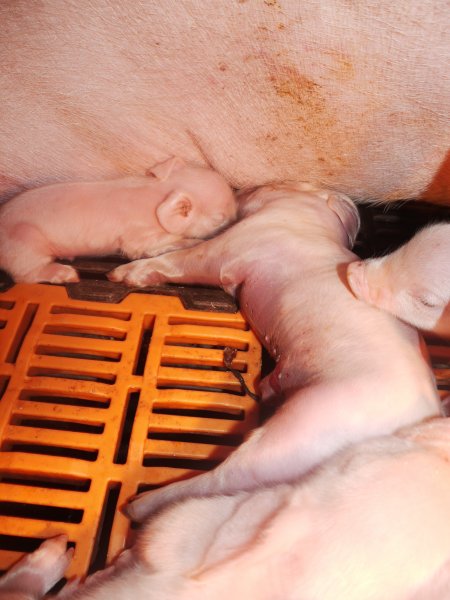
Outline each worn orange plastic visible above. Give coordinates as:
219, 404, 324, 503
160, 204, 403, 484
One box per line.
0, 283, 261, 577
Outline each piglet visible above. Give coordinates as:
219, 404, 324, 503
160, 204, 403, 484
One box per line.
347, 223, 450, 336
107, 182, 440, 521
7, 417, 450, 600
0, 157, 237, 283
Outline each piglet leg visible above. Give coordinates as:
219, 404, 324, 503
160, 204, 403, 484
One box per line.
125, 381, 345, 522
108, 236, 237, 292
1, 223, 79, 284
121, 236, 202, 261
0, 535, 73, 600
31, 263, 80, 284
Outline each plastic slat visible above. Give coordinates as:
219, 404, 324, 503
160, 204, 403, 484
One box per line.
0, 282, 261, 577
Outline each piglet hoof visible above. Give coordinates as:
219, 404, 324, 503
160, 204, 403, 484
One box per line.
33, 263, 80, 284
0, 535, 73, 599
107, 260, 166, 287
124, 489, 160, 522
346, 260, 365, 299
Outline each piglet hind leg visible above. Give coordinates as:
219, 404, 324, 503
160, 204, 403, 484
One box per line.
30, 262, 79, 284
125, 392, 326, 523
0, 535, 73, 600
0, 223, 79, 283
125, 428, 268, 522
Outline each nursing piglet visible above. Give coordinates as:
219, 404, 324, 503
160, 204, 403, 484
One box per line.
7, 417, 450, 600
108, 183, 440, 521
0, 157, 236, 283
347, 223, 450, 336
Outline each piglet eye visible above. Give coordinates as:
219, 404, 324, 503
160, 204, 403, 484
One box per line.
417, 295, 439, 308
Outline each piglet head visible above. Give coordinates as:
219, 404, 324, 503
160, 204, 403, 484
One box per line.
151, 158, 237, 238
326, 193, 360, 248
348, 252, 448, 331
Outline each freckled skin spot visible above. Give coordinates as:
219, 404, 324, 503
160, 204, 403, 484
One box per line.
264, 0, 281, 8
257, 58, 364, 181
269, 66, 336, 139
218, 63, 228, 72
323, 49, 355, 81
270, 66, 327, 122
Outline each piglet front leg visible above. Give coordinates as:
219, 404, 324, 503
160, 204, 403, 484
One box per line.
108, 236, 240, 294
0, 535, 73, 600
121, 235, 202, 261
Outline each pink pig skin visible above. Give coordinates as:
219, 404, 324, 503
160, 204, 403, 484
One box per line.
0, 157, 236, 284
347, 223, 450, 337
6, 418, 450, 600
108, 183, 440, 521
0, 535, 73, 600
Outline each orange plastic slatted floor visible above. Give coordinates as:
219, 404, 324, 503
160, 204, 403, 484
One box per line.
0, 283, 261, 578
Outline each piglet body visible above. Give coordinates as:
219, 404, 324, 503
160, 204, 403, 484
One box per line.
0, 157, 236, 283
347, 223, 450, 336
108, 183, 440, 521
5, 418, 450, 600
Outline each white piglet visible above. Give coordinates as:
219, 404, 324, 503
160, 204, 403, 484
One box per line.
0, 157, 237, 283
3, 418, 450, 599
347, 223, 450, 336
108, 183, 440, 521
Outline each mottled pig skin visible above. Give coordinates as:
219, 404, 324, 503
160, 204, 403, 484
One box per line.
0, 1, 449, 204
8, 418, 450, 600
0, 157, 236, 283
347, 223, 450, 337
108, 183, 440, 521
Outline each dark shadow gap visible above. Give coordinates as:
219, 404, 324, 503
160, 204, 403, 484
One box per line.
152, 406, 244, 421
4, 443, 98, 462
0, 501, 83, 524
0, 473, 91, 492
142, 457, 220, 470
114, 391, 140, 465
88, 483, 121, 575
148, 431, 242, 446
12, 418, 105, 435
157, 384, 244, 396
19, 393, 111, 409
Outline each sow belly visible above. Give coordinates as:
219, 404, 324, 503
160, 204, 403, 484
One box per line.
0, 0, 449, 203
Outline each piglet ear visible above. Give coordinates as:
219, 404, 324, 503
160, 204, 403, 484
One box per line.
156, 191, 193, 235
145, 157, 186, 181
327, 193, 361, 247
